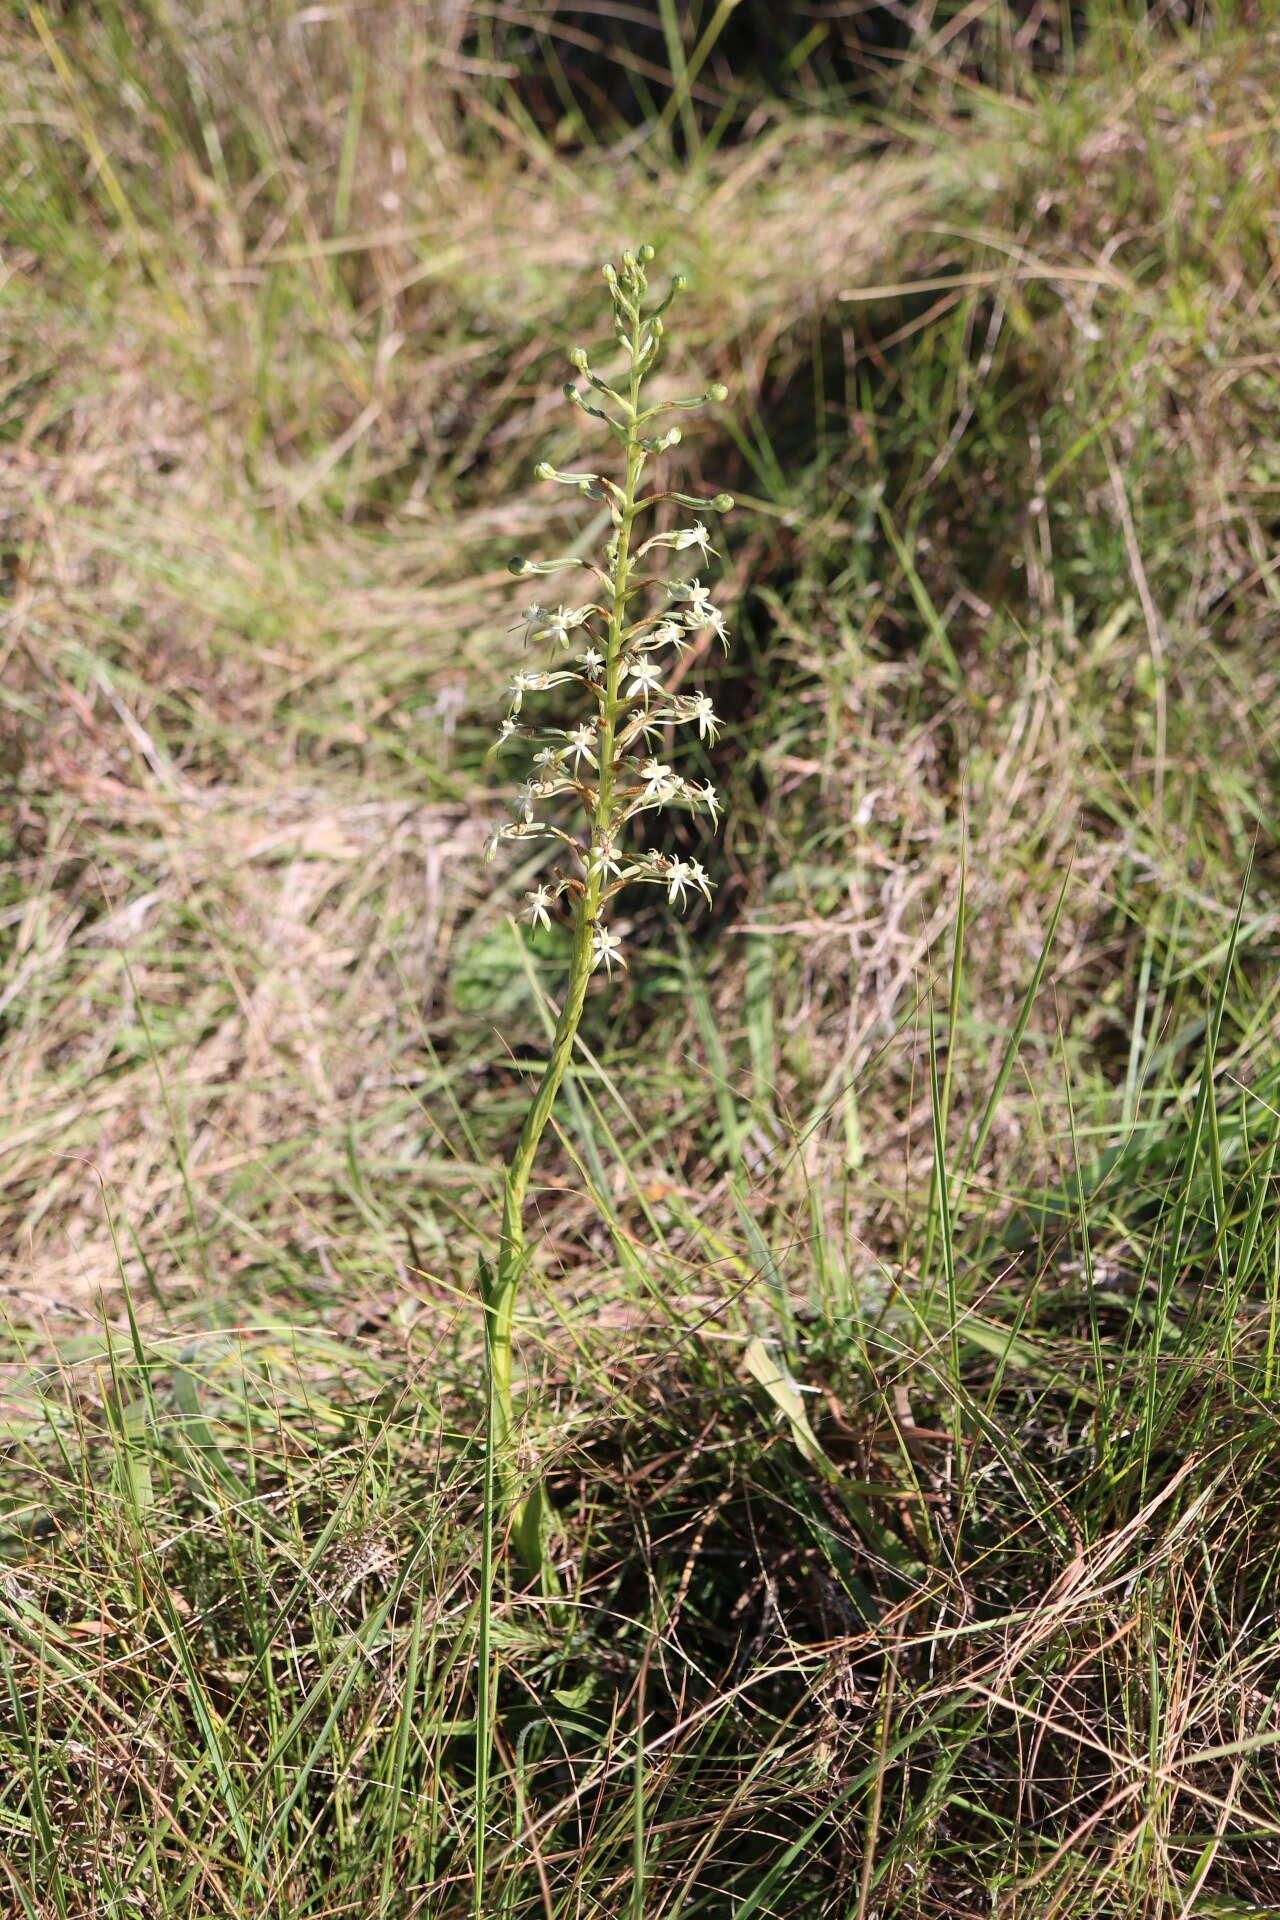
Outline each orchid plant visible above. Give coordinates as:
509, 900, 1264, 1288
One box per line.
480, 245, 733, 1580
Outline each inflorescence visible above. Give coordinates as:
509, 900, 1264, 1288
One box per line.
483, 244, 733, 979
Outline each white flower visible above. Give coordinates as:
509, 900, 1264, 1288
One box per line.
688, 858, 713, 900
626, 708, 667, 748
506, 668, 573, 711
625, 657, 664, 701
497, 716, 520, 742
691, 779, 721, 824
591, 925, 625, 976
535, 605, 588, 648
639, 758, 676, 802
682, 693, 720, 742
639, 619, 685, 653
485, 820, 545, 862
665, 857, 714, 909
506, 671, 540, 712
522, 885, 556, 932
638, 523, 713, 560
588, 831, 623, 878
673, 522, 712, 557
533, 746, 563, 771
514, 775, 552, 821
565, 722, 598, 769
673, 578, 728, 643
579, 646, 605, 678
510, 600, 543, 642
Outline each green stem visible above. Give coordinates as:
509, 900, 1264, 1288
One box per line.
487, 314, 645, 1581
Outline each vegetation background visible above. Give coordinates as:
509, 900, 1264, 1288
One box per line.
2, 2, 1279, 1914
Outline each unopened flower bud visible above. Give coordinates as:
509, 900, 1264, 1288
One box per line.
638, 243, 655, 263
535, 461, 555, 480
670, 273, 687, 294
707, 383, 727, 402
508, 556, 531, 575
711, 493, 734, 512
569, 347, 589, 370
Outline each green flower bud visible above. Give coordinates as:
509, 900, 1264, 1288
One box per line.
508, 556, 531, 575
535, 461, 555, 480
671, 273, 687, 294
707, 383, 727, 403
711, 493, 734, 512
637, 243, 655, 263
569, 347, 589, 370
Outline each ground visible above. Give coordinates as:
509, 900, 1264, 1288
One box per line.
2, 5, 1279, 1916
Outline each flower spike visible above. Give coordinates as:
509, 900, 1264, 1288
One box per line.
481, 247, 734, 1587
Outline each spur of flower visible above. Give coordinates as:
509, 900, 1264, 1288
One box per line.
478, 244, 734, 1587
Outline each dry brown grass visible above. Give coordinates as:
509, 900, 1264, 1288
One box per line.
2, 5, 1277, 1337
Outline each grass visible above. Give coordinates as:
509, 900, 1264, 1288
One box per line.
2, 1, 1280, 1913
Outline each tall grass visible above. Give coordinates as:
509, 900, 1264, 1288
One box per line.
2, 2, 1279, 1914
